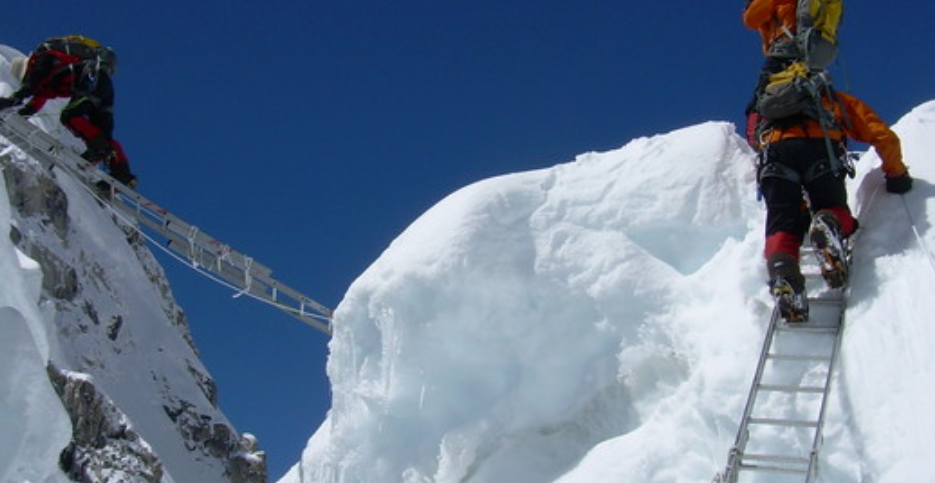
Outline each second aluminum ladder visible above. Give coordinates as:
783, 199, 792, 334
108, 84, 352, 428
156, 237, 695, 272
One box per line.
716, 247, 848, 483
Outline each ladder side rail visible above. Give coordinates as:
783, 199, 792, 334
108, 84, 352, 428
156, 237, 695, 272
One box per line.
259, 276, 334, 319
123, 196, 334, 327
146, 217, 332, 330
0, 112, 335, 332
138, 205, 337, 322
1, 114, 276, 281
0, 113, 51, 150
137, 216, 265, 292
288, 311, 332, 334
1, 114, 81, 173
736, 305, 784, 439
720, 305, 785, 483
113, 190, 173, 231
156, 206, 275, 281
805, 300, 847, 483
0, 118, 59, 171
113, 185, 278, 283
129, 212, 245, 280
0, 114, 114, 192
131, 204, 332, 318
231, 273, 333, 332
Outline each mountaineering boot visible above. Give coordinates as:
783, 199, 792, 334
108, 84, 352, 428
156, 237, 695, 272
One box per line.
80, 136, 116, 164
108, 162, 138, 189
93, 169, 137, 201
810, 210, 848, 289
768, 253, 809, 322
93, 180, 114, 200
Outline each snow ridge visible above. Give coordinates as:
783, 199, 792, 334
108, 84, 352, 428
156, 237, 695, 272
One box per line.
284, 104, 935, 482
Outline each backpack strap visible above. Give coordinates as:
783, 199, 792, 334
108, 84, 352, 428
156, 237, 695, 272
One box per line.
802, 71, 851, 179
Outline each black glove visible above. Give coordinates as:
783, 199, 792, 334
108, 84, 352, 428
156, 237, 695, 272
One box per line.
886, 172, 913, 194
0, 97, 20, 110
17, 104, 37, 117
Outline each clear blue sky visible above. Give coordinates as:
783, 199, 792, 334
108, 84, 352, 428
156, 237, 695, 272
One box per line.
3, 1, 932, 479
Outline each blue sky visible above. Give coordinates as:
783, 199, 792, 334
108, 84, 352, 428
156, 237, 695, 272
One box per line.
3, 1, 933, 479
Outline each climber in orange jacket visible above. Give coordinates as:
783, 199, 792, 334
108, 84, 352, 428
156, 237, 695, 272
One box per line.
744, 0, 798, 57
742, 0, 800, 148
759, 89, 912, 321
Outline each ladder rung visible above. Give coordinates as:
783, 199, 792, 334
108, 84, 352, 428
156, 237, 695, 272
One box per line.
743, 453, 811, 466
808, 296, 845, 305
777, 325, 838, 334
748, 417, 819, 428
767, 353, 832, 363
739, 463, 809, 475
758, 383, 825, 394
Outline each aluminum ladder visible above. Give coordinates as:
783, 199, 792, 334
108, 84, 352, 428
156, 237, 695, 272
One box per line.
0, 111, 333, 334
715, 247, 847, 483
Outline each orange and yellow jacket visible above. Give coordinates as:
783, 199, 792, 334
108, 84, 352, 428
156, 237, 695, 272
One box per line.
765, 92, 907, 178
744, 0, 797, 55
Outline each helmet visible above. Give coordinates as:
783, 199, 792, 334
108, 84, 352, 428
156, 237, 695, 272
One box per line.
97, 47, 118, 75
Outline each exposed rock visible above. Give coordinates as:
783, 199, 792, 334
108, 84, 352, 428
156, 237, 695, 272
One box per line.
158, 379, 267, 482
3, 121, 268, 482
2, 154, 69, 237
47, 363, 164, 483
231, 434, 267, 483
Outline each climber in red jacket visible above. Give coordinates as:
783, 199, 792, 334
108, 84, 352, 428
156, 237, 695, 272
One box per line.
1, 36, 136, 187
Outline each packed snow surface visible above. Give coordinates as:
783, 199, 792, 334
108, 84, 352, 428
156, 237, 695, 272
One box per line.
2, 38, 933, 483
0, 45, 244, 483
0, 151, 73, 483
282, 102, 935, 483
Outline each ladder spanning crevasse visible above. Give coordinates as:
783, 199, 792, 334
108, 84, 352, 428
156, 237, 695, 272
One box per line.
0, 111, 333, 334
715, 246, 848, 483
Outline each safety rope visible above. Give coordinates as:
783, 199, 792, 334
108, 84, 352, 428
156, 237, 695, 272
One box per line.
0, 114, 333, 328
899, 194, 935, 277
233, 256, 254, 299
81, 183, 332, 324
850, 174, 935, 290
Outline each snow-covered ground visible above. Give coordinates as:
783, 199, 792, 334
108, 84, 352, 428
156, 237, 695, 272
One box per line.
3, 39, 934, 483
282, 102, 935, 483
0, 45, 261, 483
0, 143, 72, 483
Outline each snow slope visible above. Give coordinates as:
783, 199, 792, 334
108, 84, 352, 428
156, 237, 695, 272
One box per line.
0, 46, 264, 482
282, 102, 935, 482
0, 148, 72, 483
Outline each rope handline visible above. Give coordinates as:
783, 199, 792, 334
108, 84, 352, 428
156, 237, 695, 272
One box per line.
80, 183, 332, 324
233, 256, 254, 299
187, 225, 200, 267
0, 114, 332, 327
899, 194, 935, 277
852, 176, 935, 289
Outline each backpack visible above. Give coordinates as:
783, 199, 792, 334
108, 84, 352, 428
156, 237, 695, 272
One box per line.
796, 0, 843, 69
755, 61, 837, 125
36, 35, 102, 61
20, 36, 108, 96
